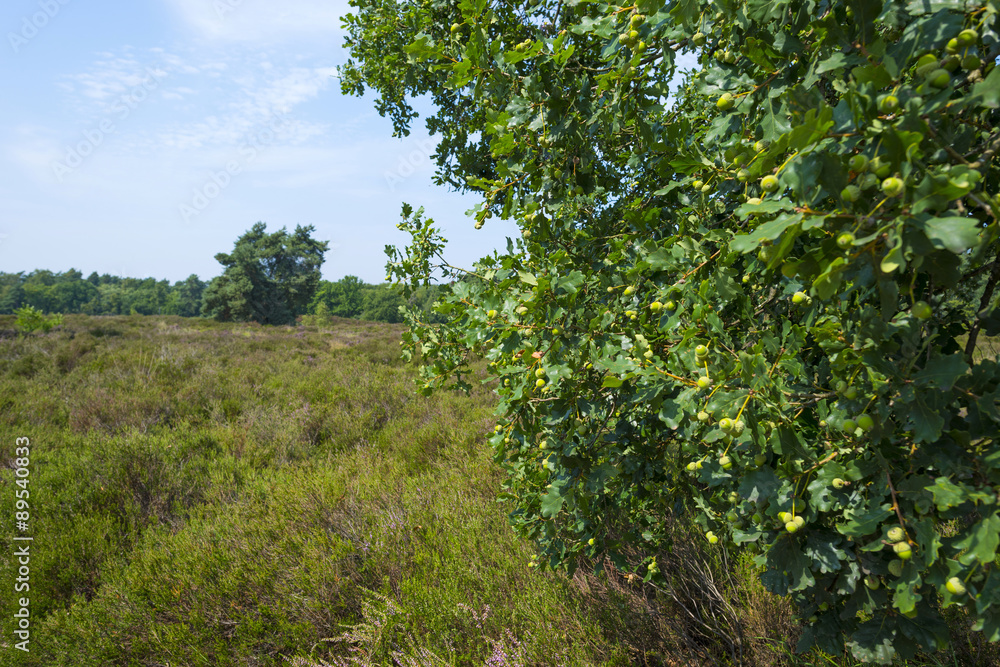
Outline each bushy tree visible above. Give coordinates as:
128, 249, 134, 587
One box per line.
310, 275, 366, 318
50, 279, 99, 313
360, 284, 407, 323
165, 274, 206, 317
343, 0, 1000, 660
22, 270, 58, 312
13, 269, 97, 313
310, 276, 435, 323
14, 305, 62, 334
202, 223, 329, 325
0, 273, 25, 314
95, 283, 125, 315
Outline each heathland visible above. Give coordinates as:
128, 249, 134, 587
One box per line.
0, 315, 996, 666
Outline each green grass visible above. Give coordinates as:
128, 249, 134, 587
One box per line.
0, 315, 995, 666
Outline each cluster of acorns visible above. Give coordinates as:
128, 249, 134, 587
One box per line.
618, 13, 646, 51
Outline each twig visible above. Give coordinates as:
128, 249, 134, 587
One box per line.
886, 471, 908, 532
680, 249, 722, 282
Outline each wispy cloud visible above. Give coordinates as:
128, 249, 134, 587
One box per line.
249, 66, 340, 114
152, 48, 219, 75
57, 51, 169, 117
25, 41, 340, 163
152, 66, 338, 150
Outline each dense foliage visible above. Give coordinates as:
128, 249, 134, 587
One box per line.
202, 223, 330, 325
342, 0, 1000, 660
310, 275, 448, 323
0, 270, 206, 317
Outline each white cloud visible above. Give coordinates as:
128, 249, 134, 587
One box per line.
255, 66, 340, 114
160, 86, 197, 101
155, 50, 204, 75
64, 58, 164, 103
148, 66, 339, 150
152, 114, 332, 152
163, 0, 352, 43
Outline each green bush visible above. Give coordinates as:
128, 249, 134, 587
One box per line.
14, 305, 62, 334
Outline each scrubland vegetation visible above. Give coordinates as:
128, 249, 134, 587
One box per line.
0, 316, 996, 666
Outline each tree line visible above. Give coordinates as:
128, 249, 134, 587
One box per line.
0, 223, 447, 326
0, 270, 206, 318
0, 269, 433, 324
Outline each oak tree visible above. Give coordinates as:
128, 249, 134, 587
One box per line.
343, 0, 1000, 659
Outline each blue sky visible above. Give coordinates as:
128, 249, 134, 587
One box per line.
0, 0, 519, 284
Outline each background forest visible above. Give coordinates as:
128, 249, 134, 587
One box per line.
0, 269, 442, 324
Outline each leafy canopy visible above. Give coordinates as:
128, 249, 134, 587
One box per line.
202, 223, 329, 325
343, 0, 1000, 661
